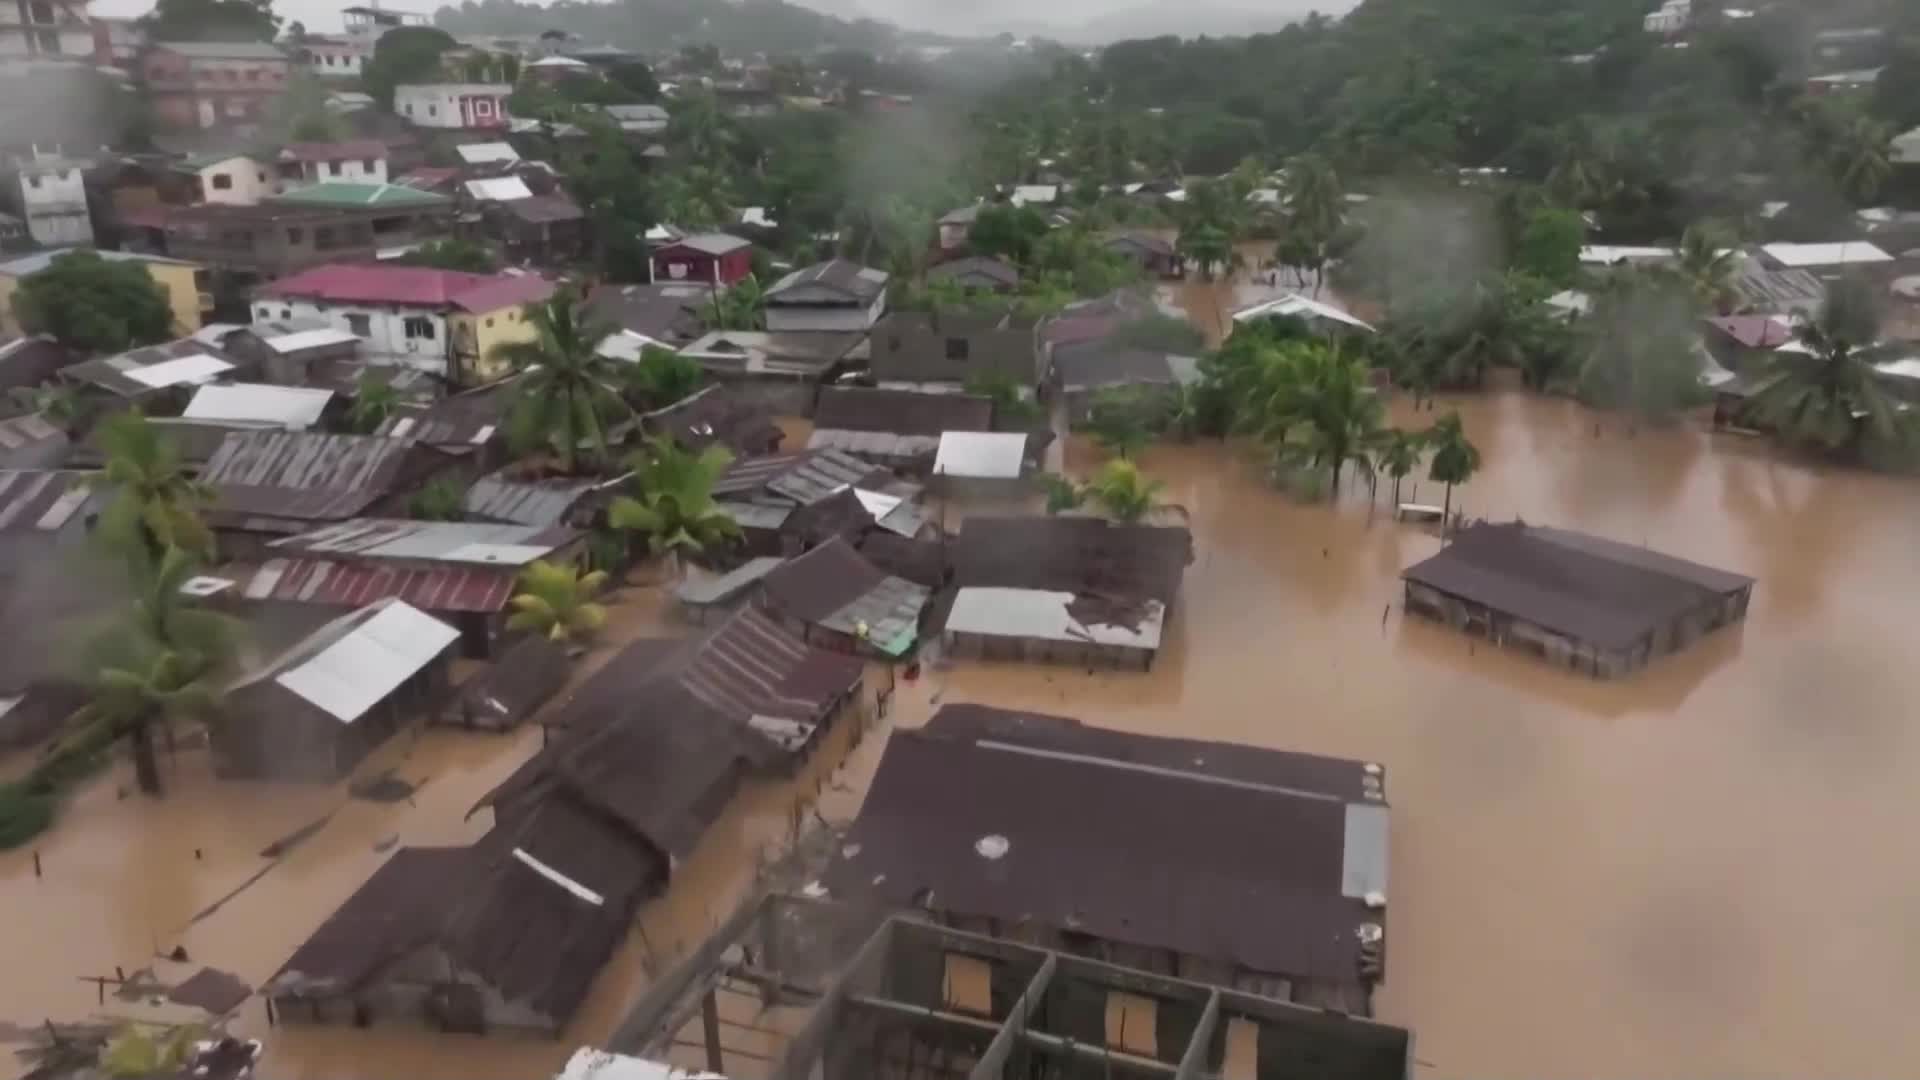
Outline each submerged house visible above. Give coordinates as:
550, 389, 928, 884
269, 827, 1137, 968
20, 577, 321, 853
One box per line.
0, 471, 108, 749
868, 307, 1042, 390
755, 537, 931, 658
238, 518, 583, 656
711, 448, 914, 555
215, 598, 460, 781
1052, 343, 1202, 424
825, 704, 1391, 1016
443, 633, 572, 731
805, 386, 993, 471
942, 516, 1194, 670
1400, 521, 1754, 678
1102, 231, 1182, 278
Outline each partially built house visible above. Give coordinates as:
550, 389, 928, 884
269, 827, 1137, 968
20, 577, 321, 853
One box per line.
1399, 521, 1754, 678
824, 706, 1391, 1017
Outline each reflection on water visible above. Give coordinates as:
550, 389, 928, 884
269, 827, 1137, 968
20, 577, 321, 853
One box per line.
7, 386, 1920, 1078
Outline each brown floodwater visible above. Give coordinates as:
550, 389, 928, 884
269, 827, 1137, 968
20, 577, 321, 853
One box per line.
7, 384, 1920, 1078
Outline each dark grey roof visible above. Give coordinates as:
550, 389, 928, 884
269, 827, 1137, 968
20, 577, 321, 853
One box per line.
1104, 230, 1176, 257
827, 705, 1388, 983
712, 448, 891, 506
812, 387, 993, 437
927, 256, 1020, 289
462, 470, 600, 527
951, 515, 1193, 605
766, 259, 889, 305
585, 282, 708, 343
200, 431, 419, 527
0, 335, 74, 392
497, 194, 583, 224
1400, 521, 1754, 649
1052, 342, 1185, 391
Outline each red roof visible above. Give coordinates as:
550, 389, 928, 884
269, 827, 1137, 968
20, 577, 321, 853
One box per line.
278, 139, 390, 163
257, 264, 555, 313
246, 556, 517, 613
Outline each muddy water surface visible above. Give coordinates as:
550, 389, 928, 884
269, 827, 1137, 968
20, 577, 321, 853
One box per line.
6, 390, 1920, 1079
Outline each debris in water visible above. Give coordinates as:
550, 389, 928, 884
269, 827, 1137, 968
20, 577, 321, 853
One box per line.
349, 771, 416, 803
974, 834, 1010, 859
372, 834, 398, 853
801, 881, 828, 898
258, 814, 330, 859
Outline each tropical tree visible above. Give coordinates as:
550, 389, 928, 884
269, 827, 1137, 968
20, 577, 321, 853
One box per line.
93, 412, 213, 562
1424, 411, 1482, 526
1377, 427, 1425, 508
1040, 472, 1086, 514
1285, 153, 1345, 243
505, 559, 610, 645
1177, 223, 1235, 280
964, 370, 1040, 425
12, 251, 174, 354
493, 289, 629, 474
1826, 113, 1894, 206
1675, 221, 1737, 312
702, 275, 766, 332
65, 548, 235, 796
1083, 459, 1164, 523
346, 371, 400, 434
607, 436, 741, 572
623, 346, 705, 410
1084, 385, 1161, 458
1245, 341, 1384, 500
1744, 278, 1908, 455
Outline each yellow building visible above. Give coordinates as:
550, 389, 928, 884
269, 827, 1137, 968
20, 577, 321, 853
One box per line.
450, 295, 544, 385
0, 248, 206, 340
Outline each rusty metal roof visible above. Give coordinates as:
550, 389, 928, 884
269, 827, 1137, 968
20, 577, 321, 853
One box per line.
713, 448, 891, 507
201, 432, 418, 525
828, 705, 1389, 985
242, 556, 519, 613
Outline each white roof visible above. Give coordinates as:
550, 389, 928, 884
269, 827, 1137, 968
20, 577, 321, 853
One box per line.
1010, 184, 1058, 206
1894, 127, 1920, 166
1762, 241, 1892, 267
259, 327, 361, 353
738, 206, 776, 228
183, 383, 334, 429
1545, 290, 1591, 316
1876, 358, 1920, 381
529, 55, 589, 67
123, 353, 235, 389
464, 176, 534, 202
596, 329, 668, 363
934, 431, 1027, 479
455, 141, 520, 165
273, 600, 458, 723
945, 586, 1165, 650
554, 1048, 725, 1080
1579, 245, 1677, 264
1231, 292, 1375, 332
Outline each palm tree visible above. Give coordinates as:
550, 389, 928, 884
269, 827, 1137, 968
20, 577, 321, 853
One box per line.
347, 371, 401, 434
93, 412, 213, 563
608, 436, 741, 573
624, 346, 706, 410
1744, 279, 1908, 455
1377, 427, 1425, 508
65, 548, 235, 797
1675, 221, 1737, 313
505, 559, 610, 645
493, 289, 630, 475
703, 275, 766, 332
1285, 153, 1345, 243
1424, 411, 1482, 528
1084, 386, 1158, 459
1247, 341, 1385, 501
1083, 459, 1164, 523
1177, 224, 1235, 281
1040, 472, 1086, 515
1829, 114, 1893, 206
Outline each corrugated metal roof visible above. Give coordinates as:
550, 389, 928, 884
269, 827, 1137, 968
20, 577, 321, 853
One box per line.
0, 414, 62, 452
0, 470, 96, 535
244, 556, 520, 613
259, 327, 360, 354
805, 429, 937, 461
946, 586, 1164, 649
273, 600, 459, 722
767, 449, 888, 505
934, 431, 1026, 479
759, 538, 929, 657
715, 501, 790, 530
455, 141, 520, 164
675, 556, 785, 606
462, 472, 599, 527
270, 518, 576, 566
201, 432, 417, 525
766, 259, 888, 305
465, 176, 533, 202
184, 383, 334, 430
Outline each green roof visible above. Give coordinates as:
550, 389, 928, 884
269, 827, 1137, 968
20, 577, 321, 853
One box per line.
272, 182, 450, 209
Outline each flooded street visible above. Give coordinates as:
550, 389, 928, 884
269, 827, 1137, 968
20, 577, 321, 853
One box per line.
8, 373, 1920, 1075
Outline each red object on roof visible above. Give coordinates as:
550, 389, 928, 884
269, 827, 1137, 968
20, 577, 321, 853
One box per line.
278, 140, 391, 163
1706, 315, 1792, 350
258, 264, 555, 312
248, 556, 518, 613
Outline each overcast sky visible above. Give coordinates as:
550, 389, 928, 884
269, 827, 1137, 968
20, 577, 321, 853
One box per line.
88, 0, 1347, 42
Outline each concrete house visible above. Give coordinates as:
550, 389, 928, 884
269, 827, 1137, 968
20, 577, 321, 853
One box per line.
253, 264, 554, 382
764, 259, 889, 333
13, 155, 91, 246
0, 0, 95, 60
394, 83, 511, 130
272, 140, 390, 187
181, 152, 273, 206
143, 41, 291, 131
649, 232, 752, 287
162, 185, 454, 281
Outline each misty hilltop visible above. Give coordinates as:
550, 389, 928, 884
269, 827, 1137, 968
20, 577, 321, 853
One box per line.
430, 0, 906, 54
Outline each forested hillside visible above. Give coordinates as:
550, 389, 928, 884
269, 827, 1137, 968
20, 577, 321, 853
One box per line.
431, 0, 898, 54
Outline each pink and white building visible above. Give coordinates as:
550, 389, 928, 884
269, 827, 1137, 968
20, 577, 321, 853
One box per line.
393, 83, 510, 130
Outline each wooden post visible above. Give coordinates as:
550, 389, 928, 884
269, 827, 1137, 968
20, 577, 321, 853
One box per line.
701, 987, 724, 1073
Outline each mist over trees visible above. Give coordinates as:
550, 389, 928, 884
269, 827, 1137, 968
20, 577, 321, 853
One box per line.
431, 0, 897, 55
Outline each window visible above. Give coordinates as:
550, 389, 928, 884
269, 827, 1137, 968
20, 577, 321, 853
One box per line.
404, 316, 435, 340
426, 104, 437, 118
346, 313, 371, 336
22, 175, 37, 190
286, 226, 303, 244
314, 226, 336, 249
324, 54, 335, 66
945, 337, 970, 361
363, 159, 377, 172
34, 30, 58, 53
28, 3, 52, 23
403, 103, 413, 116
256, 172, 266, 183
255, 306, 270, 319
211, 174, 233, 190
280, 308, 290, 320
485, 317, 494, 328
